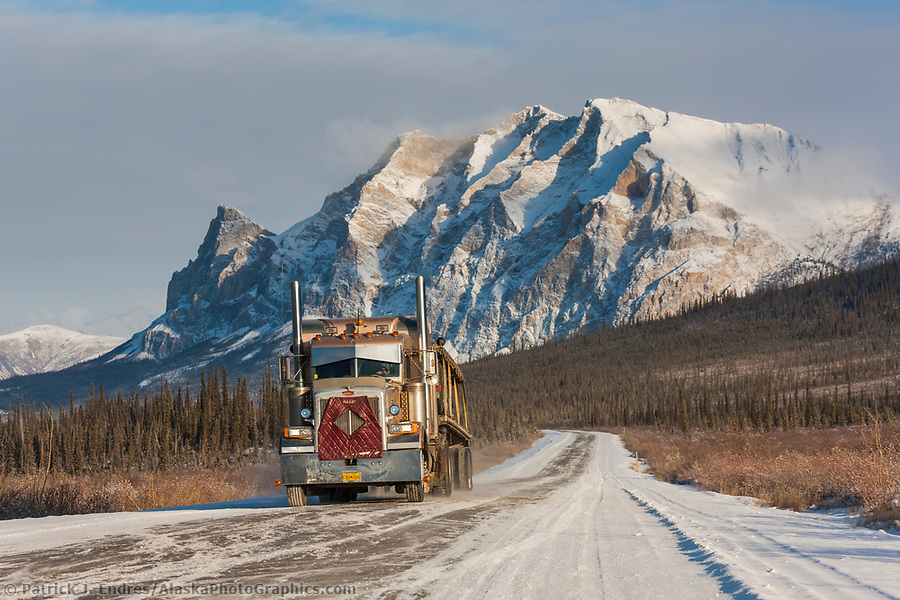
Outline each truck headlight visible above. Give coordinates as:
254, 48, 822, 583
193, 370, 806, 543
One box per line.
300, 407, 312, 419
388, 422, 418, 435
389, 404, 400, 416
284, 426, 313, 439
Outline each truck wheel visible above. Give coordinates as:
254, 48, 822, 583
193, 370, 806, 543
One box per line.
462, 447, 474, 491
451, 447, 462, 491
433, 437, 453, 496
405, 481, 424, 502
287, 485, 307, 507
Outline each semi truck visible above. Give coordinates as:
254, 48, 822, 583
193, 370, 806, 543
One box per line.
277, 276, 473, 506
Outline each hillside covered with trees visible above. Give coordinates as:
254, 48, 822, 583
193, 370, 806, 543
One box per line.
4, 259, 899, 480
463, 259, 900, 439
0, 367, 287, 478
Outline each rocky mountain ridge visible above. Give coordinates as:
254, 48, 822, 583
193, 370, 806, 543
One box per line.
133, 98, 897, 365
3, 97, 898, 401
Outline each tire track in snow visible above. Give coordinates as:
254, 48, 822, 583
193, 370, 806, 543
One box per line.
609, 429, 900, 600
0, 432, 591, 598
622, 486, 900, 600
7, 431, 887, 600
370, 432, 724, 600
622, 489, 759, 600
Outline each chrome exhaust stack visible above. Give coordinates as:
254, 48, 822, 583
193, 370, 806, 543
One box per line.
290, 280, 304, 372
415, 276, 436, 435
415, 275, 430, 378
288, 280, 308, 425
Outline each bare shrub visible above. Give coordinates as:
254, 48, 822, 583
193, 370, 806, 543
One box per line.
0, 459, 281, 520
623, 425, 900, 523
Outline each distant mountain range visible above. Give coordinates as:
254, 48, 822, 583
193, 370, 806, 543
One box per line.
2, 97, 898, 405
0, 325, 123, 380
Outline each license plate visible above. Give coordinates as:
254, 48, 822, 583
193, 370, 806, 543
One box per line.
343, 472, 361, 482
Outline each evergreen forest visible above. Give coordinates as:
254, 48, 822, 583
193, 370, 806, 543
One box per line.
3, 258, 900, 478
463, 258, 900, 438
0, 366, 287, 477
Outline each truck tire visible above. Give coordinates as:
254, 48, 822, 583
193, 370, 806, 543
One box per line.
462, 447, 474, 491
451, 447, 462, 490
287, 485, 307, 507
433, 437, 453, 496
405, 481, 425, 502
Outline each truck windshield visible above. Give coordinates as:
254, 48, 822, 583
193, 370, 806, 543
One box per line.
314, 358, 400, 380
314, 359, 353, 380
357, 359, 400, 378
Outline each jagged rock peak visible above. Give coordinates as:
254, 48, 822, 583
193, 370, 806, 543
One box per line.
202, 205, 271, 258
482, 104, 566, 138
163, 206, 273, 313
583, 97, 668, 132
378, 130, 471, 180
122, 98, 899, 372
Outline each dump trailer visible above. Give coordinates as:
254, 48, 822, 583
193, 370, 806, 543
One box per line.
278, 276, 473, 506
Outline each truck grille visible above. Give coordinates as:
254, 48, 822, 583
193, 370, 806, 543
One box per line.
335, 410, 365, 437
317, 395, 383, 461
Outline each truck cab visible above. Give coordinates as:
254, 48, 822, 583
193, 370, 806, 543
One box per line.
278, 278, 472, 506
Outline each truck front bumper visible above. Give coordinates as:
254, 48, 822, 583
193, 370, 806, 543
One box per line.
280, 449, 424, 487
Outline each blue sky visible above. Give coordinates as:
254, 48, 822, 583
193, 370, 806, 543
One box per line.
1, 0, 898, 335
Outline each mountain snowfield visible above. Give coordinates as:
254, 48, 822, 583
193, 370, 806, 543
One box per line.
0, 325, 123, 380
6, 97, 895, 392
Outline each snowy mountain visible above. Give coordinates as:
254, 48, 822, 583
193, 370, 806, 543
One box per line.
5, 97, 898, 400
0, 325, 124, 380
127, 98, 897, 365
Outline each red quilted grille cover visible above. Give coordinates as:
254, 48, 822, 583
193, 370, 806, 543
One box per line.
318, 395, 383, 460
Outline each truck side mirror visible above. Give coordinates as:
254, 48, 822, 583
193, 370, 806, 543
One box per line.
279, 355, 292, 384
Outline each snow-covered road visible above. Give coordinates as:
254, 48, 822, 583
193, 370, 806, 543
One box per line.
1, 431, 898, 599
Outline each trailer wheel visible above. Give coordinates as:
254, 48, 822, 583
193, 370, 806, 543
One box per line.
433, 436, 453, 496
462, 447, 474, 491
286, 485, 307, 507
451, 447, 462, 491
405, 481, 424, 502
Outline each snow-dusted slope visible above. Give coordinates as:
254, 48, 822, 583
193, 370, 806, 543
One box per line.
123, 98, 898, 369
0, 325, 124, 379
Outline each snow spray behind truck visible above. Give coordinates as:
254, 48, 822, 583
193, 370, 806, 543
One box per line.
277, 276, 473, 506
